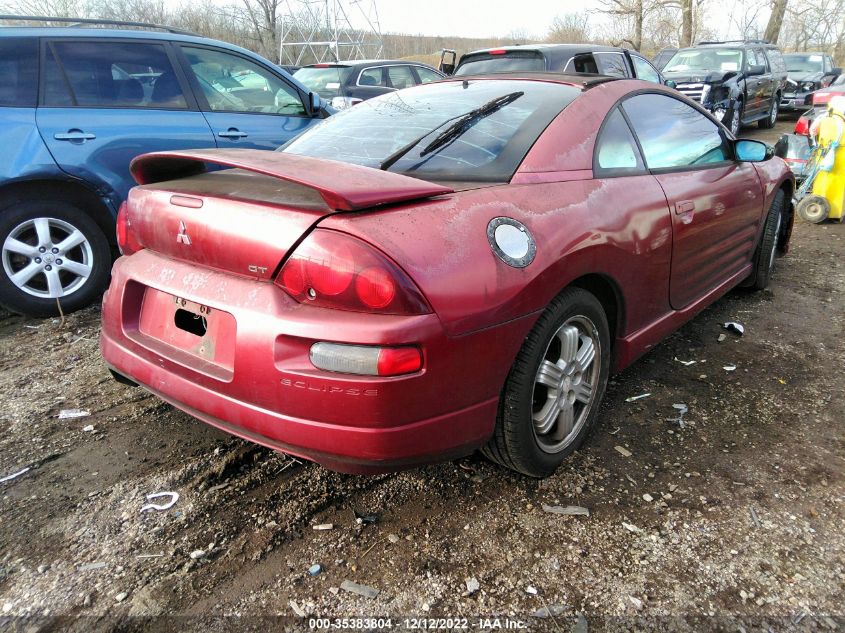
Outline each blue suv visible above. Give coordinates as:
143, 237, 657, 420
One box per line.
0, 19, 330, 317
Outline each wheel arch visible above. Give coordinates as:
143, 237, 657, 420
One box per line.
567, 273, 624, 345
777, 177, 795, 252
0, 179, 117, 248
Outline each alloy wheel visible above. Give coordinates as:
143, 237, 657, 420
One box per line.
531, 316, 601, 454
2, 217, 93, 299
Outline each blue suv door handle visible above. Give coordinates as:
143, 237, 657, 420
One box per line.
54, 130, 96, 142
218, 128, 248, 139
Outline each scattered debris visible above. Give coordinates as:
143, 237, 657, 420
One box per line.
387, 533, 400, 544
724, 322, 745, 336
114, 592, 128, 603
465, 577, 480, 596
353, 510, 378, 525
207, 483, 229, 493
140, 491, 180, 513
308, 564, 322, 576
666, 403, 689, 428
82, 425, 95, 433
723, 365, 737, 372
717, 333, 727, 343
525, 586, 538, 595
0, 467, 30, 484
629, 596, 644, 610
59, 409, 90, 419
674, 357, 697, 366
541, 504, 590, 517
749, 507, 762, 529
642, 493, 654, 502
622, 522, 641, 533
340, 580, 379, 599
78, 562, 107, 571
289, 599, 306, 617
625, 393, 651, 402
189, 550, 206, 560
609, 427, 621, 435
135, 553, 164, 559
313, 523, 333, 531
574, 613, 589, 633
531, 604, 570, 618
37, 565, 49, 574
614, 445, 632, 457
625, 474, 637, 485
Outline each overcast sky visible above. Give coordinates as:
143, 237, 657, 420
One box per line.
361, 0, 767, 41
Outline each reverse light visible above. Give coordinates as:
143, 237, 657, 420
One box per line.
309, 342, 423, 376
116, 202, 142, 255
276, 229, 430, 315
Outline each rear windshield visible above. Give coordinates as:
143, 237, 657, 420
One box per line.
283, 79, 578, 182
454, 52, 546, 76
664, 48, 744, 74
294, 66, 353, 99
0, 37, 38, 107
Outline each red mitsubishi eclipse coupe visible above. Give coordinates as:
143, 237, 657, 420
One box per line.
101, 75, 794, 477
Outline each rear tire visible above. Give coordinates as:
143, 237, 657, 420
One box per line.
796, 195, 830, 224
0, 198, 111, 317
759, 95, 779, 129
482, 288, 610, 477
743, 189, 784, 291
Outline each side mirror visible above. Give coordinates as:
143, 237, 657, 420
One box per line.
307, 91, 322, 116
735, 139, 772, 162
664, 79, 677, 89
746, 64, 766, 77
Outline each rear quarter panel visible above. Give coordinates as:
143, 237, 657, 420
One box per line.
0, 108, 61, 183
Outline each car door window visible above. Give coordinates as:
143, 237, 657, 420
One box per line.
182, 46, 306, 116
596, 53, 628, 78
745, 49, 758, 70
630, 55, 661, 83
594, 107, 645, 174
43, 40, 187, 109
0, 37, 38, 107
566, 54, 599, 74
414, 66, 442, 84
754, 49, 770, 71
387, 65, 415, 89
622, 93, 730, 170
358, 67, 385, 87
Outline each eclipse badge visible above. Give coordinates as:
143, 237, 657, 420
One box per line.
487, 217, 535, 268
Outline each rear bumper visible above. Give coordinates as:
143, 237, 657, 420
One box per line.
100, 250, 532, 473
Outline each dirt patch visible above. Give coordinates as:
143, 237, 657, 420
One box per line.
0, 123, 843, 632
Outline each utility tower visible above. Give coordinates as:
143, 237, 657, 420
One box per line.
279, 0, 383, 65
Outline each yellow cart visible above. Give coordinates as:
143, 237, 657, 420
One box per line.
797, 97, 845, 223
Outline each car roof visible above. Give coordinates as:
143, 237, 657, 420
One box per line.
466, 43, 629, 55
439, 72, 619, 90
303, 59, 439, 69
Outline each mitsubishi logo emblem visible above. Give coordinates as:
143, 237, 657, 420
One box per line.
176, 221, 191, 245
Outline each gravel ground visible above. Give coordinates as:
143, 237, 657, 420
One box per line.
0, 119, 843, 633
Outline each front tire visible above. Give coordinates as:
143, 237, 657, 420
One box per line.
729, 101, 743, 135
0, 198, 111, 317
482, 288, 611, 477
743, 189, 784, 290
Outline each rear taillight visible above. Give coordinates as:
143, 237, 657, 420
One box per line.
116, 202, 142, 255
276, 229, 430, 315
309, 342, 423, 376
794, 117, 810, 136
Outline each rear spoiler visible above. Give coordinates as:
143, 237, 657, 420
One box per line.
130, 149, 453, 212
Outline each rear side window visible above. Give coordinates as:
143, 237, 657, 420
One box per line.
566, 54, 599, 74
387, 65, 414, 89
359, 67, 385, 86
0, 37, 38, 107
622, 93, 729, 170
596, 53, 628, 77
415, 66, 442, 84
43, 40, 187, 109
767, 49, 786, 74
595, 107, 644, 173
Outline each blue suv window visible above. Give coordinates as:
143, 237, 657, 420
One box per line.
0, 37, 38, 107
43, 41, 188, 109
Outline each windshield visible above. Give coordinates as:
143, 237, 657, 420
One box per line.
454, 52, 546, 76
784, 54, 824, 74
282, 79, 578, 181
293, 66, 353, 99
664, 49, 743, 74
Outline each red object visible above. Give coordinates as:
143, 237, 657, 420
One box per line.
795, 115, 810, 136
115, 202, 142, 255
812, 88, 845, 106
489, 49, 507, 55
101, 77, 795, 474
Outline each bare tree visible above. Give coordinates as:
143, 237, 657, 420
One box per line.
764, 0, 789, 43
546, 13, 591, 43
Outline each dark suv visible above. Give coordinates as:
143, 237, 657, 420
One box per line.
0, 17, 329, 317
662, 40, 788, 135
781, 52, 841, 112
453, 44, 666, 84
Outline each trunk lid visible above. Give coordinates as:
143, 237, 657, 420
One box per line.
125, 149, 453, 280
